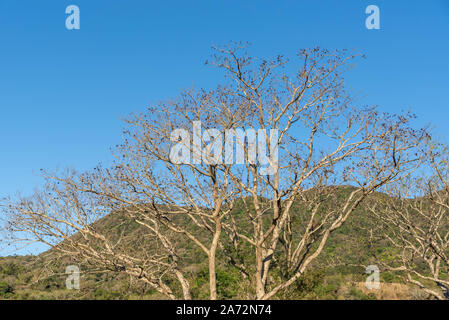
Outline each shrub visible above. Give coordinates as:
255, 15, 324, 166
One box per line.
0, 281, 15, 298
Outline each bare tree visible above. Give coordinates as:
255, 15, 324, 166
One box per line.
369, 143, 449, 300
207, 44, 424, 299
2, 173, 192, 299
1, 44, 425, 300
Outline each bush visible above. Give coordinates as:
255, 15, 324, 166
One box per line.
1, 263, 20, 276
0, 281, 15, 298
349, 287, 376, 300
191, 267, 242, 299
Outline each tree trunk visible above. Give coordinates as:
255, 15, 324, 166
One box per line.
209, 217, 221, 300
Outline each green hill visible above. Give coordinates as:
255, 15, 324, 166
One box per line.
0, 188, 431, 300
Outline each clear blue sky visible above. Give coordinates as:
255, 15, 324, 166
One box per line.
0, 0, 448, 254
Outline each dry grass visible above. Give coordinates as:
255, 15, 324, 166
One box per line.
353, 282, 415, 300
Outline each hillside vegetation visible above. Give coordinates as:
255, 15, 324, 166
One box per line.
0, 188, 434, 300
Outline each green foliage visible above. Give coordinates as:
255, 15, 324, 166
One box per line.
0, 262, 22, 276
0, 189, 424, 300
191, 266, 242, 299
291, 269, 341, 299
349, 288, 376, 300
381, 272, 401, 283
93, 288, 128, 300
216, 268, 241, 299
0, 281, 14, 298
